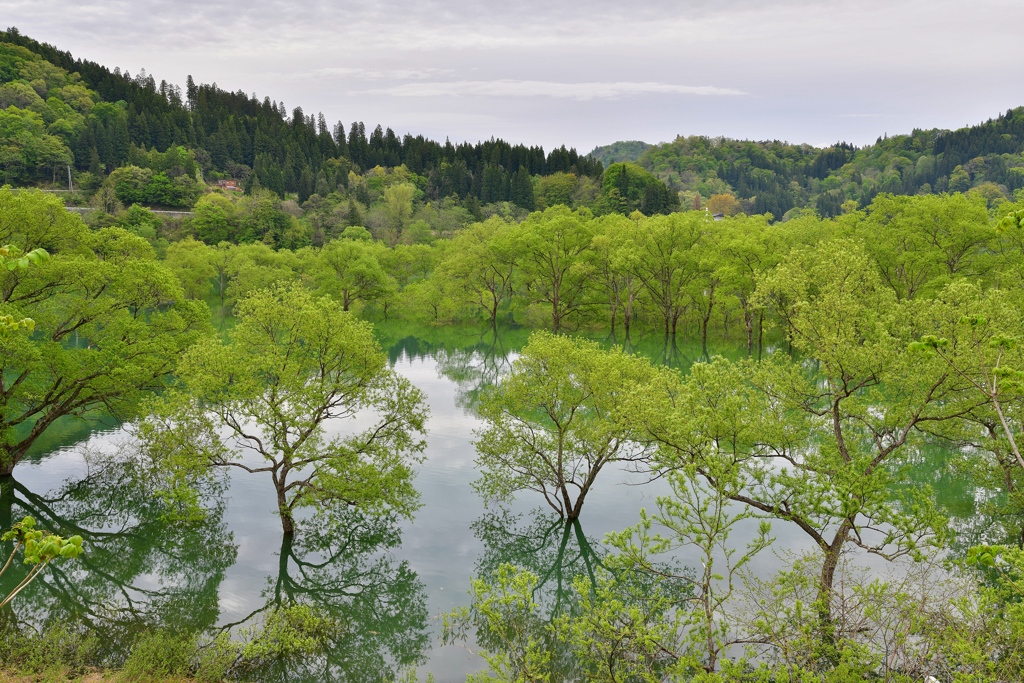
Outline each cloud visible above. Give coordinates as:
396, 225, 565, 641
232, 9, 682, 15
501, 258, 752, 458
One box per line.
4, 0, 1023, 151
355, 80, 745, 100
307, 67, 454, 81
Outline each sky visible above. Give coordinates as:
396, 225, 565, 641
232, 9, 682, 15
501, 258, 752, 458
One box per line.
4, 0, 1023, 153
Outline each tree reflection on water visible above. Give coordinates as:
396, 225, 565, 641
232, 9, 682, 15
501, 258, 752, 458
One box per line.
1, 459, 429, 682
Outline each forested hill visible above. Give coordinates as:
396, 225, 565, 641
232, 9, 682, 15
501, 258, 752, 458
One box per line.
0, 28, 608, 205
595, 108, 1024, 218
588, 141, 653, 167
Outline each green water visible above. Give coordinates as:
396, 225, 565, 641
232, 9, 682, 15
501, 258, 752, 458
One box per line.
0, 323, 989, 682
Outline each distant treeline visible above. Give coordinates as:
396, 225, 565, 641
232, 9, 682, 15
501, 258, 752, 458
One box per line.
0, 28, 605, 206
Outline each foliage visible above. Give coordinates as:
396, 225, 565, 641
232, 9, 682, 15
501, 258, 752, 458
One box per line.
0, 241, 46, 332
0, 188, 211, 476
474, 331, 657, 520
140, 283, 428, 533
0, 515, 83, 609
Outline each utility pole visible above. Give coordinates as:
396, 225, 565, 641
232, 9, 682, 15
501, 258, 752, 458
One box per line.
67, 165, 73, 193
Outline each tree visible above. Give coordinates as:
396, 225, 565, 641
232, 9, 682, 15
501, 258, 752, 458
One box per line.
0, 189, 210, 476
911, 281, 1024, 545
315, 239, 396, 312
509, 167, 535, 211
629, 211, 708, 338
190, 194, 236, 245
717, 214, 777, 354
165, 238, 216, 300
382, 183, 415, 245
849, 193, 994, 301
587, 214, 637, 335
438, 218, 517, 326
141, 284, 428, 535
643, 240, 970, 651
513, 206, 595, 332
706, 193, 741, 216
607, 467, 773, 674
474, 331, 657, 521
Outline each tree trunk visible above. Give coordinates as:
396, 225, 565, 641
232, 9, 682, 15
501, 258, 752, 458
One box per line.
757, 311, 764, 360
701, 311, 711, 358
0, 477, 13, 533
274, 473, 294, 535
745, 311, 753, 356
0, 450, 15, 478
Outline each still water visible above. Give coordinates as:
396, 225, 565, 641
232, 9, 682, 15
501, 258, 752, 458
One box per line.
0, 324, 973, 682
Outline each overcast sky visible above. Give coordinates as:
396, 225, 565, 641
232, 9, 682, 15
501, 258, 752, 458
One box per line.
4, 0, 1022, 152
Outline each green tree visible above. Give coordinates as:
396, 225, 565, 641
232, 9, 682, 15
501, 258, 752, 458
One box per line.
644, 240, 967, 649
190, 194, 237, 245
849, 193, 994, 300
630, 211, 707, 338
509, 167, 535, 211
438, 218, 518, 326
382, 182, 415, 245
513, 206, 595, 332
474, 332, 657, 521
0, 189, 209, 476
717, 214, 778, 354
586, 213, 642, 336
141, 284, 428, 534
911, 281, 1024, 545
315, 239, 396, 312
165, 238, 216, 300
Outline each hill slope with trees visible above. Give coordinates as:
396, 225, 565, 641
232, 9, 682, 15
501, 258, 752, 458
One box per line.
594, 109, 1024, 218
0, 28, 614, 211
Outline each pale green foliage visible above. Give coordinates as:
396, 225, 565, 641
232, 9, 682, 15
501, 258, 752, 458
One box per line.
141, 283, 428, 532
436, 217, 518, 325
0, 188, 211, 475
910, 282, 1024, 541
238, 603, 341, 662
0, 242, 47, 332
1, 515, 83, 609
443, 565, 555, 683
315, 238, 397, 312
512, 206, 596, 331
628, 211, 708, 336
642, 239, 962, 634
446, 561, 691, 683
474, 331, 657, 520
117, 605, 340, 682
607, 473, 773, 674
383, 182, 416, 239
164, 237, 216, 300
847, 193, 995, 300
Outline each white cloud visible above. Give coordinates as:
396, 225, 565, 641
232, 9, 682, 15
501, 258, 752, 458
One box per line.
307, 67, 454, 81
355, 80, 744, 100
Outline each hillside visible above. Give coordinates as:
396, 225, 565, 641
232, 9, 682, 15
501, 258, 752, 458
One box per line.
600, 109, 1024, 217
0, 28, 606, 209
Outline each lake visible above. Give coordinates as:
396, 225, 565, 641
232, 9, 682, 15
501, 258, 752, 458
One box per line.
0, 323, 977, 682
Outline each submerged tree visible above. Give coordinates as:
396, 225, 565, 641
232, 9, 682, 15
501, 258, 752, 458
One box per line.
0, 189, 210, 477
141, 283, 428, 534
642, 239, 974, 656
474, 331, 658, 521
